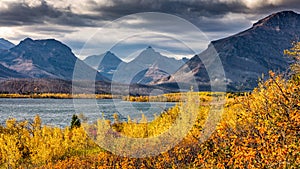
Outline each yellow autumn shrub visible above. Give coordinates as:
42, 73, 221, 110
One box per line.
0, 115, 92, 168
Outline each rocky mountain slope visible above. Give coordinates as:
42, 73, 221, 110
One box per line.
84, 51, 124, 80
0, 38, 14, 50
0, 64, 28, 79
157, 11, 300, 91
0, 38, 108, 81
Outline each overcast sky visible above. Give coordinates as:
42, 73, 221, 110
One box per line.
0, 0, 299, 60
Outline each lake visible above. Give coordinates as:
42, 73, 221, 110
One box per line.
0, 98, 176, 128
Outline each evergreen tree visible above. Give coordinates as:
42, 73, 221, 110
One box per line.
70, 114, 81, 129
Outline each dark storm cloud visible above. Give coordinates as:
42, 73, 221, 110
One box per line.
1, 0, 299, 29
90, 0, 300, 34
0, 1, 59, 26
91, 0, 249, 20
0, 1, 99, 27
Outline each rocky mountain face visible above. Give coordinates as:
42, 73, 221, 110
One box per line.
0, 64, 28, 79
127, 46, 184, 74
0, 38, 28, 79
84, 51, 124, 80
157, 11, 300, 91
0, 38, 14, 50
0, 38, 108, 81
130, 66, 171, 84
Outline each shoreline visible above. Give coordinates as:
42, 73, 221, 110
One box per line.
0, 93, 121, 99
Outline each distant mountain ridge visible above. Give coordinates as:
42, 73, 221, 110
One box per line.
84, 46, 186, 84
84, 51, 124, 80
157, 10, 300, 91
127, 46, 183, 74
0, 38, 108, 81
116, 46, 185, 85
0, 38, 14, 50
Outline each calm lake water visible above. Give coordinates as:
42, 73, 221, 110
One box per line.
0, 99, 176, 128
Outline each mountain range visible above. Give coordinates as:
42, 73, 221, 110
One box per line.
0, 10, 299, 93
83, 46, 186, 84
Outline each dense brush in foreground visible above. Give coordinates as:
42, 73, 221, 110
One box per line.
50, 72, 300, 168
